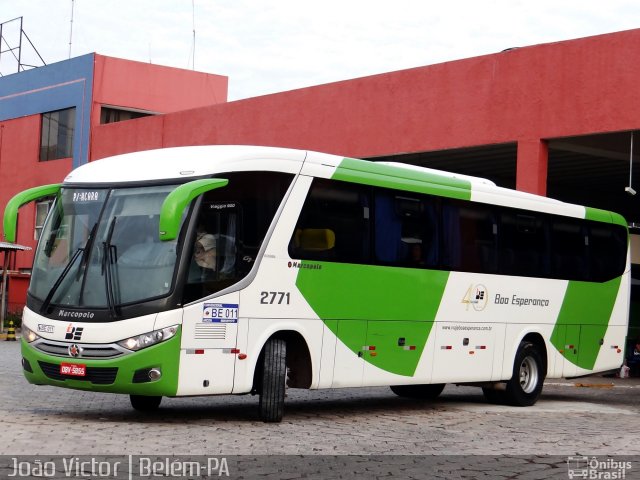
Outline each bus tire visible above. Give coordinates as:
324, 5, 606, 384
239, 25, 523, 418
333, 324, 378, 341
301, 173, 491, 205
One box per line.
130, 395, 162, 412
259, 338, 287, 423
504, 341, 545, 406
390, 383, 445, 399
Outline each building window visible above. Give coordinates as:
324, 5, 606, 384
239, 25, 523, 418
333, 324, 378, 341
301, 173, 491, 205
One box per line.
40, 108, 75, 161
34, 200, 53, 240
100, 107, 152, 124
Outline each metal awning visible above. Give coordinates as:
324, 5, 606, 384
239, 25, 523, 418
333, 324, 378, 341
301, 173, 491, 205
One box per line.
0, 242, 31, 251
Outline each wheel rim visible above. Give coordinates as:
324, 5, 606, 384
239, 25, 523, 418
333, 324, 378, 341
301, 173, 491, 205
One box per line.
519, 356, 539, 394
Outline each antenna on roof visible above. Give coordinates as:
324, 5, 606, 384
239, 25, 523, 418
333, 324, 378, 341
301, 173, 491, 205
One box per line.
190, 0, 196, 70
68, 0, 75, 59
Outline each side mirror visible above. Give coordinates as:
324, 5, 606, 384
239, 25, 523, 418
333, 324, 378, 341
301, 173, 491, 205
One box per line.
159, 178, 229, 241
3, 184, 61, 243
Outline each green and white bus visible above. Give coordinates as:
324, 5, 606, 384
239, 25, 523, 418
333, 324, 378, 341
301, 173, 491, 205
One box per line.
6, 145, 629, 422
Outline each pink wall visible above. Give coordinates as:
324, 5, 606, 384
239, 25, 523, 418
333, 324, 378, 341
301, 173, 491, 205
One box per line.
0, 115, 72, 267
91, 29, 640, 195
90, 55, 228, 158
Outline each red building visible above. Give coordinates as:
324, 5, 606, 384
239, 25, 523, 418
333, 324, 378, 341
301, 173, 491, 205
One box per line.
2, 28, 640, 312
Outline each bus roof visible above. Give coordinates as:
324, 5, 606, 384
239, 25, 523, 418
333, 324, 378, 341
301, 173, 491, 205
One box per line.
62, 145, 624, 225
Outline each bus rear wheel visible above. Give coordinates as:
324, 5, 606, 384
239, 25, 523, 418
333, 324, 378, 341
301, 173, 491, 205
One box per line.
130, 395, 162, 412
258, 338, 287, 423
390, 383, 445, 399
504, 341, 545, 406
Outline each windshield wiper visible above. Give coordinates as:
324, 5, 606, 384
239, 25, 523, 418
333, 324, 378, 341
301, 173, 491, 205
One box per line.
77, 222, 98, 303
77, 222, 98, 280
39, 247, 83, 314
102, 216, 120, 319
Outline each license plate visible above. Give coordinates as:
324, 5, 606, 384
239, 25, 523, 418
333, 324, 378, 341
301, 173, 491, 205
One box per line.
60, 363, 86, 377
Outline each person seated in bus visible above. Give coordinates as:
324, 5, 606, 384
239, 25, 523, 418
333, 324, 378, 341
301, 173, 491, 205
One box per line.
188, 233, 217, 283
195, 234, 217, 270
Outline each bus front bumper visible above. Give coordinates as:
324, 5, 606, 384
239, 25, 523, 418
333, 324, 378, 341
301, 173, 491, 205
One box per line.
20, 332, 181, 397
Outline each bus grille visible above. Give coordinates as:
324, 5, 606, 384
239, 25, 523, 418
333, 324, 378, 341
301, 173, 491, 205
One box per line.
34, 340, 128, 359
194, 323, 226, 340
38, 361, 118, 385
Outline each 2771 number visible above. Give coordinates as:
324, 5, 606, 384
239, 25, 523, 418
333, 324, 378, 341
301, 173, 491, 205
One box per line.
260, 291, 290, 305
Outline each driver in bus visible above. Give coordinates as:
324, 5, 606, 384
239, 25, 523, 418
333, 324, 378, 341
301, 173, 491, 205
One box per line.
194, 233, 217, 271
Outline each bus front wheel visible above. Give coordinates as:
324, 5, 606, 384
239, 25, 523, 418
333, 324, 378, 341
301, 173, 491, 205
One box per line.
258, 338, 287, 423
504, 341, 545, 406
130, 395, 162, 412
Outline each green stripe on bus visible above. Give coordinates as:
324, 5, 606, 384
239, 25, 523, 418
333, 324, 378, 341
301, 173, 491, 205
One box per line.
296, 262, 449, 376
584, 207, 612, 224
585, 207, 628, 229
550, 277, 622, 370
332, 158, 473, 201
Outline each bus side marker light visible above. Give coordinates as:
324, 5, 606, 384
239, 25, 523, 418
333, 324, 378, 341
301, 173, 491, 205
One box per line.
476, 346, 487, 350
362, 346, 376, 351
403, 346, 416, 351
238, 353, 247, 360
230, 348, 240, 354
370, 352, 378, 357
441, 346, 452, 350
469, 351, 475, 355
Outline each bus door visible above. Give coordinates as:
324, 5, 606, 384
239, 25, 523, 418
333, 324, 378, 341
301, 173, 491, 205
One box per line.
178, 293, 240, 395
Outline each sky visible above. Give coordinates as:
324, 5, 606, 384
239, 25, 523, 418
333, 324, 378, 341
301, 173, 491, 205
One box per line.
2, 1, 640, 101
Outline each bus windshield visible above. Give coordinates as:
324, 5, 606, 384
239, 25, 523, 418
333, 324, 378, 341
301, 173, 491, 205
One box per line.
30, 185, 181, 311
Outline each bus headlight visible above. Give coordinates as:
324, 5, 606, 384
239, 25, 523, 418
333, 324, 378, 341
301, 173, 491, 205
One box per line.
22, 325, 40, 343
117, 325, 179, 351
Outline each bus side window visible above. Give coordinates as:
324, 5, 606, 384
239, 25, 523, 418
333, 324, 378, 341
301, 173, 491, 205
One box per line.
373, 191, 438, 268
551, 219, 588, 280
442, 201, 498, 274
588, 223, 627, 282
499, 212, 548, 277
289, 179, 370, 264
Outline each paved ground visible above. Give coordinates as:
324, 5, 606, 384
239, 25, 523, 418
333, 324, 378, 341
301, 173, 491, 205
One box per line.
1, 339, 639, 478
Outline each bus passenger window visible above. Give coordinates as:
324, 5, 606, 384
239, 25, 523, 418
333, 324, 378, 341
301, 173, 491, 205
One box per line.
289, 179, 370, 264
442, 201, 497, 274
499, 212, 548, 277
587, 223, 627, 282
374, 191, 438, 268
551, 220, 588, 281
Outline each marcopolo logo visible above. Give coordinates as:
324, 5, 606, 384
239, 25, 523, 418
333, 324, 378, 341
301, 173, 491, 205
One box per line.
64, 323, 84, 341
287, 261, 322, 270
57, 309, 95, 320
567, 456, 632, 479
